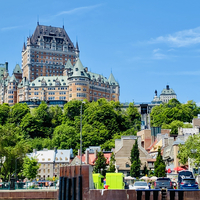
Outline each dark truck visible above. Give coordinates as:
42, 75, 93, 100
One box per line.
154, 178, 173, 189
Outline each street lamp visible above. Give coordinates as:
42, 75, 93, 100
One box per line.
80, 101, 85, 165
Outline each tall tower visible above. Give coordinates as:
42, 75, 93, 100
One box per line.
22, 24, 79, 82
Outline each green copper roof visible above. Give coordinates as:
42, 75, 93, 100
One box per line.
87, 72, 109, 83
160, 85, 176, 95
9, 74, 18, 83
70, 58, 88, 78
4, 76, 10, 86
0, 67, 5, 80
108, 73, 118, 85
64, 59, 73, 69
0, 63, 6, 80
13, 64, 22, 74
30, 76, 69, 87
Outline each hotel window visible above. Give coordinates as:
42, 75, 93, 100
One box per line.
48, 97, 55, 100
77, 88, 81, 91
77, 93, 86, 97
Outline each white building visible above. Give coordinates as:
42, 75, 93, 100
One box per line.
28, 148, 73, 179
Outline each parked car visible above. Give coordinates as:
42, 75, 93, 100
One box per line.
180, 178, 198, 190
130, 181, 149, 190
178, 170, 194, 189
154, 178, 173, 189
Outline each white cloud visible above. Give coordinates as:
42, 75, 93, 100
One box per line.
1, 26, 20, 31
153, 53, 167, 60
167, 48, 175, 52
55, 4, 102, 16
150, 27, 200, 47
152, 48, 167, 60
153, 48, 160, 53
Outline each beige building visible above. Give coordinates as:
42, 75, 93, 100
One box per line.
22, 23, 79, 81
152, 85, 177, 104
17, 58, 119, 103
114, 136, 151, 176
0, 24, 119, 106
28, 148, 73, 179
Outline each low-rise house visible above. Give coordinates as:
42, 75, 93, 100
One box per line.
70, 146, 112, 166
178, 127, 199, 136
28, 148, 73, 179
163, 137, 185, 172
114, 136, 151, 176
137, 129, 171, 152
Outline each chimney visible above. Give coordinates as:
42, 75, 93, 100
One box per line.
5, 62, 8, 71
33, 149, 36, 154
85, 150, 89, 164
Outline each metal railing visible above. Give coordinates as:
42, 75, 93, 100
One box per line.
0, 181, 59, 190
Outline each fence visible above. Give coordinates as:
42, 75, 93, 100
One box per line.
0, 181, 59, 190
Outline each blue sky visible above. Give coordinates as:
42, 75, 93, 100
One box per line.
1, 0, 200, 104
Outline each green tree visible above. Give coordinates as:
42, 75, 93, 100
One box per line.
48, 105, 63, 128
162, 120, 184, 135
93, 151, 107, 177
63, 100, 88, 122
22, 156, 40, 180
151, 99, 200, 128
20, 113, 44, 138
0, 124, 30, 181
52, 124, 78, 151
143, 163, 148, 176
154, 147, 166, 177
126, 102, 141, 132
33, 102, 51, 137
107, 152, 116, 172
82, 122, 109, 151
177, 134, 200, 166
130, 139, 141, 178
0, 103, 10, 125
9, 103, 30, 125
